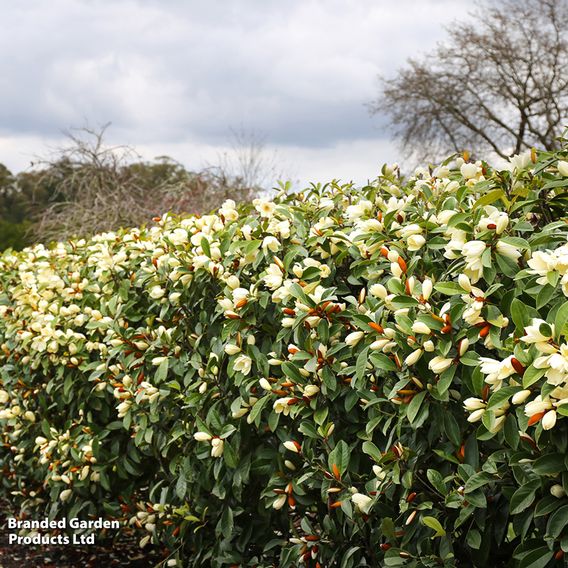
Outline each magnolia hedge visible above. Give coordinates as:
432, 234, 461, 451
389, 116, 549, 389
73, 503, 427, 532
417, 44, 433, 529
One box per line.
2, 148, 568, 567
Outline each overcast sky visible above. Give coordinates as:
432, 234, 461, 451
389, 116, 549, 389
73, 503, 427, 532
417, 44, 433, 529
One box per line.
0, 0, 471, 185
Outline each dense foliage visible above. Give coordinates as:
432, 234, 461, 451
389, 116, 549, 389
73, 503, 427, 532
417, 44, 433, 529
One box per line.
2, 146, 568, 567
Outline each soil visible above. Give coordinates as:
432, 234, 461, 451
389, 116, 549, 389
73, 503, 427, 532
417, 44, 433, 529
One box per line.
0, 504, 169, 568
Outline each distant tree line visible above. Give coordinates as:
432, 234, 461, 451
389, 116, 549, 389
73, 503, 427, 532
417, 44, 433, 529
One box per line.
0, 127, 277, 250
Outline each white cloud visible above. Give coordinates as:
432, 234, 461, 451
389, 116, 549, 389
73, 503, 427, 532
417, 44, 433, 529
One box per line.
0, 0, 471, 183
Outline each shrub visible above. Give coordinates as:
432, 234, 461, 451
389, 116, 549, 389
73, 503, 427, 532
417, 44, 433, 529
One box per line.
2, 148, 568, 567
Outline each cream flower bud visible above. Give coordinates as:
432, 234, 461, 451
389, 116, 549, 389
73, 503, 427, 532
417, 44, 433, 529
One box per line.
304, 385, 320, 397
226, 275, 240, 289
412, 322, 431, 335
429, 356, 453, 374
551, 484, 566, 498
273, 494, 287, 510
558, 160, 568, 177
391, 263, 403, 278
404, 348, 423, 366
59, 489, 72, 502
408, 234, 426, 251
464, 397, 486, 411
259, 378, 272, 391
423, 340, 435, 352
511, 389, 531, 405
193, 432, 212, 442
542, 410, 557, 431
283, 441, 300, 453
345, 331, 365, 347
422, 278, 433, 301
458, 274, 472, 292
467, 409, 485, 423
459, 338, 469, 357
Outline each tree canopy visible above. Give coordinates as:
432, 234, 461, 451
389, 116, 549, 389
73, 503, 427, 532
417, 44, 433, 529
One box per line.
372, 0, 568, 162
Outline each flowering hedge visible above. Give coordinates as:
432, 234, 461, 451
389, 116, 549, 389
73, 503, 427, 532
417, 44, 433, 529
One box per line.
2, 147, 568, 567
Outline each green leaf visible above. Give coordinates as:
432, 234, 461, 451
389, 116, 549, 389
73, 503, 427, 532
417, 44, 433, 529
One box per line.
523, 364, 546, 388
511, 299, 533, 332
406, 391, 426, 424
328, 440, 351, 476
518, 547, 553, 568
362, 441, 382, 462
390, 295, 419, 308
533, 453, 567, 475
486, 386, 521, 411
472, 188, 506, 209
370, 352, 398, 372
510, 480, 540, 515
465, 471, 494, 493
155, 357, 169, 383
546, 505, 568, 539
434, 282, 463, 296
176, 474, 187, 499
427, 469, 447, 494
554, 302, 568, 339
422, 515, 446, 537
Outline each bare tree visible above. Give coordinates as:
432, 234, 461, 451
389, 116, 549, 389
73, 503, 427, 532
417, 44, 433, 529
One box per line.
371, 0, 568, 162
30, 126, 275, 243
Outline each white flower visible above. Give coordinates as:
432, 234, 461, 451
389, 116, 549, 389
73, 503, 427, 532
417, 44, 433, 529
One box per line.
521, 319, 554, 346
263, 263, 283, 290
370, 284, 388, 299
262, 236, 281, 253
149, 285, 165, 299
524, 395, 553, 417
407, 234, 426, 251
345, 331, 365, 347
234, 354, 252, 375
255, 199, 276, 218
211, 438, 224, 457
274, 397, 294, 415
428, 356, 453, 374
509, 150, 532, 172
460, 163, 478, 179
558, 160, 568, 177
346, 200, 373, 220
351, 493, 373, 514
479, 356, 516, 389
304, 385, 320, 397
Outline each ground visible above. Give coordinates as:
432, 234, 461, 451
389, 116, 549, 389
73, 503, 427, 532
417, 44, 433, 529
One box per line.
0, 503, 167, 568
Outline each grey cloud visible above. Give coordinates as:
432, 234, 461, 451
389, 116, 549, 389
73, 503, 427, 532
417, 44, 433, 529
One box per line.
0, 0, 471, 179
